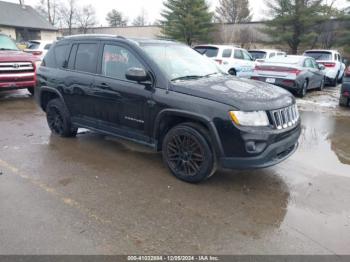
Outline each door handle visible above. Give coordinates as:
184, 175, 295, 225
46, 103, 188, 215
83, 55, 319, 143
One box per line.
97, 82, 110, 89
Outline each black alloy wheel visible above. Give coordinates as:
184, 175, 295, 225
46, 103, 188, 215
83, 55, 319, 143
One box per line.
46, 99, 77, 137
162, 123, 216, 183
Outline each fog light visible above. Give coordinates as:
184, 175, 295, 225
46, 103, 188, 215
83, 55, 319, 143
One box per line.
246, 141, 256, 152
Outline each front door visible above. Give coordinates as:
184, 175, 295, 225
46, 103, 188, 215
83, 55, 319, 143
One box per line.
93, 43, 153, 142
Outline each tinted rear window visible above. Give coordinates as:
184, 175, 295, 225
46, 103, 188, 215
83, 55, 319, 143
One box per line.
304, 52, 332, 61
54, 44, 69, 68
249, 51, 267, 60
194, 46, 219, 58
75, 43, 98, 74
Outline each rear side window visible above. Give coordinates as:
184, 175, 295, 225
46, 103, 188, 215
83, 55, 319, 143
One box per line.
222, 49, 232, 58
43, 48, 56, 68
194, 46, 219, 58
234, 50, 244, 59
269, 53, 276, 58
44, 44, 52, 50
75, 43, 98, 74
67, 44, 78, 70
54, 44, 69, 68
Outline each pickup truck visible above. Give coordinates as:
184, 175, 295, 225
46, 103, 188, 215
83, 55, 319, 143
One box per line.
0, 34, 40, 95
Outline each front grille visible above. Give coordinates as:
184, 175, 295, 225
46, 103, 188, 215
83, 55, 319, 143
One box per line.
0, 62, 34, 73
270, 104, 299, 130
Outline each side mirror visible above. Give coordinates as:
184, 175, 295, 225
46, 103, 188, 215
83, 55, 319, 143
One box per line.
318, 64, 326, 71
125, 67, 151, 83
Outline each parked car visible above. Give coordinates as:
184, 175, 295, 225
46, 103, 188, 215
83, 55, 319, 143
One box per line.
35, 35, 301, 183
0, 34, 40, 95
303, 49, 346, 86
340, 66, 350, 107
251, 55, 326, 98
248, 49, 286, 63
194, 44, 255, 78
24, 40, 53, 60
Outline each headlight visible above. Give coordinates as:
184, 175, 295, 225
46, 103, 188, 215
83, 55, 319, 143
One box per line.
34, 61, 42, 70
229, 111, 270, 127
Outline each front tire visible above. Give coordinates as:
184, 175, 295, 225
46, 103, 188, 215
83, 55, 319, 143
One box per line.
228, 69, 237, 76
162, 123, 217, 183
27, 87, 34, 96
298, 80, 308, 98
46, 98, 77, 137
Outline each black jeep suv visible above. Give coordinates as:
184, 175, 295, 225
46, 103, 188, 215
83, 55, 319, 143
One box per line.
35, 35, 301, 183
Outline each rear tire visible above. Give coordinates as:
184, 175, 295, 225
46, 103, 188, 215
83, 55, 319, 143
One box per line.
46, 98, 77, 137
339, 96, 349, 107
331, 74, 339, 87
27, 87, 34, 96
162, 123, 217, 183
228, 69, 237, 76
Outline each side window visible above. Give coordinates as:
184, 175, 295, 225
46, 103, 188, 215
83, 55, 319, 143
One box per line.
242, 50, 252, 61
222, 49, 232, 58
269, 52, 276, 58
311, 59, 318, 69
75, 43, 98, 74
43, 47, 56, 68
102, 44, 144, 81
54, 44, 69, 68
334, 54, 338, 61
234, 49, 244, 60
67, 44, 78, 70
44, 44, 52, 50
277, 52, 285, 56
304, 59, 313, 68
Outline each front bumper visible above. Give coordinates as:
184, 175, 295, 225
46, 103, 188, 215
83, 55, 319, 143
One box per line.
220, 124, 301, 170
0, 72, 36, 90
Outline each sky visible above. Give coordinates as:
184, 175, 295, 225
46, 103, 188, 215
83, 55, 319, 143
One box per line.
4, 0, 350, 26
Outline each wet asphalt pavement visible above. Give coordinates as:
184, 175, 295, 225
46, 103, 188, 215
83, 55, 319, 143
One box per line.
0, 87, 350, 255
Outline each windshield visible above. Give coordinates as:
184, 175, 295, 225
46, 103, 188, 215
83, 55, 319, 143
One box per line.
304, 52, 332, 61
0, 35, 19, 51
249, 51, 267, 60
142, 44, 222, 81
194, 46, 219, 58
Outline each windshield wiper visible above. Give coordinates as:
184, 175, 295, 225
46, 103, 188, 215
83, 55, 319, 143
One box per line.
171, 75, 204, 82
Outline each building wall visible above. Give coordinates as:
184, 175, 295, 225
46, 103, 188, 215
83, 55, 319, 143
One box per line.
40, 30, 60, 41
0, 26, 16, 39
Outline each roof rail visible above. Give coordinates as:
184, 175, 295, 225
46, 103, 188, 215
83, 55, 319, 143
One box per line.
63, 34, 128, 39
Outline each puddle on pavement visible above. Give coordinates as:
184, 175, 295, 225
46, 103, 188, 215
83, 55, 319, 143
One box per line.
295, 111, 350, 177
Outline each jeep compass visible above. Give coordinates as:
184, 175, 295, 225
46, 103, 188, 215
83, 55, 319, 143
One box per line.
35, 35, 301, 183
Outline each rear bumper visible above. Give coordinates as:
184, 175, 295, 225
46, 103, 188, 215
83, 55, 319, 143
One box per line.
251, 76, 300, 91
220, 124, 301, 170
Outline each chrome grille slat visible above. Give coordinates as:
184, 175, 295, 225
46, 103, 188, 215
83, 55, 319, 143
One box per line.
0, 62, 34, 73
270, 104, 299, 130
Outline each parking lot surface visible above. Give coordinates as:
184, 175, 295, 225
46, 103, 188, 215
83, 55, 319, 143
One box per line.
0, 87, 350, 255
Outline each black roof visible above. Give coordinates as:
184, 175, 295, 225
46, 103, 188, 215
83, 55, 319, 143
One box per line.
61, 34, 178, 45
0, 1, 57, 31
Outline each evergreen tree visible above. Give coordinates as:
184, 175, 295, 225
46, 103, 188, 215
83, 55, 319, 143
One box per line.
160, 0, 214, 45
215, 0, 252, 23
264, 0, 327, 54
106, 9, 128, 27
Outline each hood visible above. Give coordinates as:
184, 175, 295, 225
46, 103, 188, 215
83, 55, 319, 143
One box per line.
171, 75, 295, 111
0, 50, 38, 62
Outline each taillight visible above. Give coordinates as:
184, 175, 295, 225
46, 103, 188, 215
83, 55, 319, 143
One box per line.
32, 51, 43, 56
251, 76, 260, 80
321, 62, 336, 68
215, 59, 223, 65
290, 69, 301, 75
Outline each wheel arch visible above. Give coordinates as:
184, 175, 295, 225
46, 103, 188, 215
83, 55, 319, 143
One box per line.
39, 87, 66, 112
153, 109, 224, 156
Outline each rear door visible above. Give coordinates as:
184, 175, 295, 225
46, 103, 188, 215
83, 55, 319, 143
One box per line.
62, 41, 99, 120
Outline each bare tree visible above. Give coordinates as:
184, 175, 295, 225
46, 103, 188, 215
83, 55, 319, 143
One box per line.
77, 5, 97, 34
215, 0, 252, 24
59, 0, 77, 34
36, 0, 62, 26
132, 8, 148, 26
